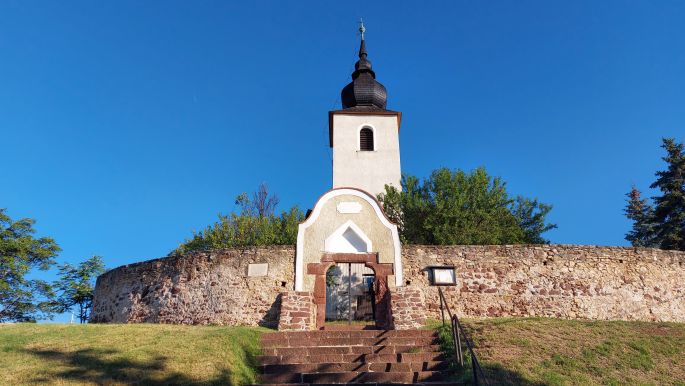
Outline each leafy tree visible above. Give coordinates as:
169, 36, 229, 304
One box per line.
624, 186, 658, 247
379, 168, 556, 245
511, 196, 558, 244
53, 255, 106, 323
649, 138, 685, 250
0, 208, 61, 322
174, 184, 305, 254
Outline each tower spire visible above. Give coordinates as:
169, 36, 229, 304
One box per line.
340, 20, 387, 110
358, 19, 367, 58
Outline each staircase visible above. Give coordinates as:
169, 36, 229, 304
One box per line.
254, 329, 462, 385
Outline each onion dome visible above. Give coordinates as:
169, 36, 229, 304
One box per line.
341, 24, 387, 110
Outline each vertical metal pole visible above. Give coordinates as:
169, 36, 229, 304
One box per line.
440, 291, 445, 326
454, 316, 463, 367
472, 355, 479, 385
451, 316, 459, 366
348, 263, 352, 325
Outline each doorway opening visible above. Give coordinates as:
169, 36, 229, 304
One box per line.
325, 263, 375, 325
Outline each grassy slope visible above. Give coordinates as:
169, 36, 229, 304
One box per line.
2, 319, 684, 385
0, 323, 267, 386
443, 318, 685, 386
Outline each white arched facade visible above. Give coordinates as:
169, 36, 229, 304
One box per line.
324, 220, 372, 253
295, 188, 403, 291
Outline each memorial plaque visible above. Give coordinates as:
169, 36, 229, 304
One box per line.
247, 263, 268, 277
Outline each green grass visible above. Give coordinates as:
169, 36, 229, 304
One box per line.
0, 323, 269, 386
3, 318, 684, 385
432, 317, 685, 386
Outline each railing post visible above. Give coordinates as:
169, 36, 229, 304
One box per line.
439, 291, 445, 326
453, 316, 463, 367
472, 355, 479, 386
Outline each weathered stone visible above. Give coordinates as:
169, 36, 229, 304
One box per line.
91, 244, 685, 326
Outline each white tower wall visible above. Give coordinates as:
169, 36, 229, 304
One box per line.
331, 113, 401, 198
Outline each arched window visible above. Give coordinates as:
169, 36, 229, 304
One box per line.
360, 127, 374, 151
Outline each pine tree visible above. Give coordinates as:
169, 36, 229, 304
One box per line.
624, 186, 658, 247
649, 138, 685, 251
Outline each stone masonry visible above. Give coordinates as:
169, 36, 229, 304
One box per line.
92, 244, 685, 326
277, 292, 316, 331
91, 246, 294, 327
390, 286, 427, 330
403, 245, 685, 322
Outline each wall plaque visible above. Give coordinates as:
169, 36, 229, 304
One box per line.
247, 263, 269, 277
337, 201, 362, 214
429, 266, 456, 285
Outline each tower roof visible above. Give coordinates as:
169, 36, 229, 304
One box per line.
340, 22, 388, 111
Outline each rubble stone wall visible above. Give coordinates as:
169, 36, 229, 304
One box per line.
277, 291, 316, 331
402, 245, 685, 323
91, 247, 295, 327
390, 287, 427, 330
91, 244, 685, 327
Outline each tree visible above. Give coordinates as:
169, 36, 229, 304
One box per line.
625, 138, 685, 251
0, 208, 61, 322
649, 138, 685, 250
624, 186, 658, 247
379, 168, 556, 245
174, 184, 305, 254
511, 196, 558, 244
53, 255, 106, 323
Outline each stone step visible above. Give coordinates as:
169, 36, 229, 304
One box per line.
262, 344, 442, 356
262, 336, 439, 348
259, 370, 452, 384
321, 324, 379, 331
261, 361, 450, 374
248, 383, 464, 386
257, 352, 446, 365
261, 330, 437, 342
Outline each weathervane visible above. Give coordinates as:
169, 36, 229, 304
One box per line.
359, 18, 365, 40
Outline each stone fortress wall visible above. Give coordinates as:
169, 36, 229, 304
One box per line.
91, 246, 295, 327
91, 245, 685, 326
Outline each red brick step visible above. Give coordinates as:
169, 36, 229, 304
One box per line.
256, 329, 453, 384
261, 361, 449, 374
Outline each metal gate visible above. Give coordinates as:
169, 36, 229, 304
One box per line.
325, 263, 375, 322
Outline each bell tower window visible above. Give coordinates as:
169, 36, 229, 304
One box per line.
360, 127, 374, 151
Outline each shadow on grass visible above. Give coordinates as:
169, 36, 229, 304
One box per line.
478, 363, 546, 386
24, 345, 255, 385
436, 323, 546, 386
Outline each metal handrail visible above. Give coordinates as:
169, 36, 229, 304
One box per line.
438, 287, 488, 386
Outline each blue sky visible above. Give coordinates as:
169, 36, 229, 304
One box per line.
1, 1, 684, 304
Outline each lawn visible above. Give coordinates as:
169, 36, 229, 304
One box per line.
2, 319, 684, 385
0, 323, 267, 386
442, 318, 685, 385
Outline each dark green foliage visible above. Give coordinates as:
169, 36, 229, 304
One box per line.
0, 208, 61, 322
649, 138, 685, 251
511, 196, 557, 244
379, 168, 556, 245
624, 187, 658, 248
625, 138, 685, 251
174, 184, 305, 254
53, 255, 106, 323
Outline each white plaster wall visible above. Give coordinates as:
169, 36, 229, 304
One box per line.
331, 114, 401, 198
295, 189, 402, 291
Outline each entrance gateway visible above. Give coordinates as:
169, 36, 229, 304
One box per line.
325, 263, 375, 323
294, 188, 402, 330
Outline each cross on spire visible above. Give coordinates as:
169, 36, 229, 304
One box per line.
359, 19, 366, 40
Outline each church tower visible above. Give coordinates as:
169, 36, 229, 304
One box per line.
329, 23, 402, 198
